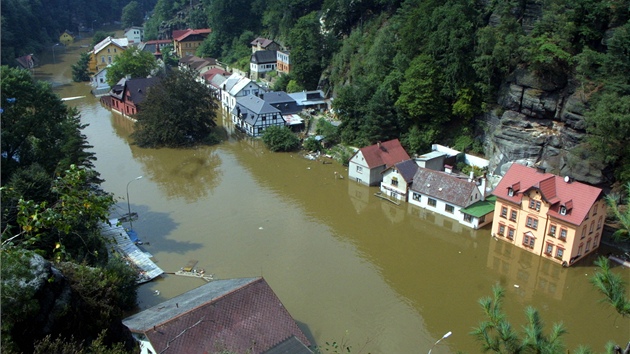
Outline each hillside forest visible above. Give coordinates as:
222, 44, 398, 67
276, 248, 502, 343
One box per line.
3, 0, 630, 185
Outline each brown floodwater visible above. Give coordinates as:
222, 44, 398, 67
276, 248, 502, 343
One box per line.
38, 35, 629, 353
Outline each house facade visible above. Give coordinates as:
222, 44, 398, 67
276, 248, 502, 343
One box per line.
100, 77, 160, 118
220, 73, 263, 113
408, 168, 493, 229
277, 50, 291, 74
348, 139, 411, 186
59, 30, 74, 46
123, 277, 312, 354
490, 163, 605, 266
380, 160, 419, 202
172, 28, 212, 58
89, 36, 128, 73
124, 26, 144, 46
250, 50, 277, 80
232, 95, 286, 137
90, 66, 110, 96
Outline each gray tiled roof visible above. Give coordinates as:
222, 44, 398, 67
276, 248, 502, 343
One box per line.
410, 168, 478, 207
251, 50, 278, 64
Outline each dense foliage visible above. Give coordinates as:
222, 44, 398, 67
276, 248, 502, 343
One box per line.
106, 47, 159, 86
72, 52, 92, 82
0, 67, 136, 352
132, 69, 219, 147
262, 125, 301, 152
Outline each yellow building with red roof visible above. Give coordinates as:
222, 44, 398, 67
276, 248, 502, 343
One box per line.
491, 163, 605, 266
172, 28, 211, 58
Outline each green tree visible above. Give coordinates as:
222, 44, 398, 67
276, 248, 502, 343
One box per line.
121, 1, 144, 28
288, 12, 327, 89
72, 52, 92, 82
286, 79, 305, 93
262, 125, 300, 152
106, 47, 159, 86
606, 182, 630, 241
1, 66, 96, 185
315, 117, 340, 145
471, 285, 568, 353
132, 69, 219, 148
591, 257, 630, 316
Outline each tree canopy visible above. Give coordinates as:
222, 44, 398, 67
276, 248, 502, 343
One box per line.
121, 1, 144, 28
106, 47, 159, 86
132, 69, 219, 148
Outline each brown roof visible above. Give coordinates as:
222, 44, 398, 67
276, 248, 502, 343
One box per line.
123, 277, 311, 354
251, 37, 276, 48
492, 163, 603, 225
202, 67, 230, 82
410, 168, 479, 207
355, 139, 411, 169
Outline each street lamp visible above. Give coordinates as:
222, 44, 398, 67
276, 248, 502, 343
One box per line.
428, 331, 452, 354
52, 43, 60, 63
126, 176, 143, 230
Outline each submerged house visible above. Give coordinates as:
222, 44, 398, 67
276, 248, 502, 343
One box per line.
231, 95, 286, 137
380, 159, 419, 202
408, 168, 494, 229
123, 277, 312, 354
348, 139, 411, 186
490, 163, 605, 266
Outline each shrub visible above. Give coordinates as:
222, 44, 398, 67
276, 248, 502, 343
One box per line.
262, 126, 300, 152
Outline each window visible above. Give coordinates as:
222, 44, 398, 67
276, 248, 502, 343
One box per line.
507, 227, 515, 240
545, 243, 553, 255
593, 204, 598, 215
412, 193, 421, 202
594, 236, 599, 246
479, 215, 486, 223
508, 187, 514, 196
586, 240, 591, 252
464, 214, 473, 222
510, 210, 517, 222
500, 206, 508, 218
560, 206, 567, 215
428, 198, 437, 207
549, 224, 557, 237
356, 166, 362, 173
529, 200, 541, 210
445, 204, 454, 213
498, 224, 506, 236
581, 227, 586, 239
578, 244, 583, 255
107, 48, 110, 53
556, 248, 564, 259
597, 216, 602, 230
523, 234, 535, 248
526, 216, 538, 230
559, 228, 567, 241
391, 177, 398, 187
589, 221, 594, 234
108, 56, 112, 63
101, 56, 105, 63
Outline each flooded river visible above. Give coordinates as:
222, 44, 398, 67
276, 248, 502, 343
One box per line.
38, 35, 629, 353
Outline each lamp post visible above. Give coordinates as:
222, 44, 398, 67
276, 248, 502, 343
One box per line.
126, 176, 143, 230
428, 331, 452, 354
52, 43, 60, 63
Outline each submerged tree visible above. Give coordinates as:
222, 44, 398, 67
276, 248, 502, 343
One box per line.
132, 69, 219, 148
106, 46, 158, 86
591, 257, 630, 317
72, 52, 92, 82
606, 182, 630, 242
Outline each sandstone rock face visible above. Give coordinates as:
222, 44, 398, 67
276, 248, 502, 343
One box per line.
484, 68, 605, 185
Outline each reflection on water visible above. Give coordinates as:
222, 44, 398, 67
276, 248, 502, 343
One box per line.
40, 35, 629, 353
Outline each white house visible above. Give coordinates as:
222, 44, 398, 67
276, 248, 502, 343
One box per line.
90, 66, 110, 96
220, 73, 263, 113
380, 159, 419, 202
250, 50, 277, 80
408, 168, 494, 229
348, 139, 411, 186
124, 26, 143, 46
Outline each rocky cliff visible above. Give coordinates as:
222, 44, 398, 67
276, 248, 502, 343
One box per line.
483, 67, 607, 185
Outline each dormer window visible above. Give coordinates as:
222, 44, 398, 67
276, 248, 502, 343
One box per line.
560, 206, 567, 215
508, 188, 514, 197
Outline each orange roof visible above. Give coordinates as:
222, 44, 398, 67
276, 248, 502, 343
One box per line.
355, 139, 411, 169
172, 28, 211, 41
492, 163, 603, 225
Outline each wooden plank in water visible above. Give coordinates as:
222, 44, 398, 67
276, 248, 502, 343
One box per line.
182, 260, 198, 272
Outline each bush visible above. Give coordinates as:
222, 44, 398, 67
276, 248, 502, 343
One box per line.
303, 137, 321, 152
262, 126, 300, 152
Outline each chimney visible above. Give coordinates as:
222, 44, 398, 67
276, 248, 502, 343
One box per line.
444, 164, 452, 174
468, 170, 474, 182
479, 175, 487, 201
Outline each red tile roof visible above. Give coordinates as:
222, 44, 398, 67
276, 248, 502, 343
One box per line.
356, 139, 411, 169
202, 68, 231, 82
492, 163, 603, 225
172, 28, 212, 41
123, 277, 310, 354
